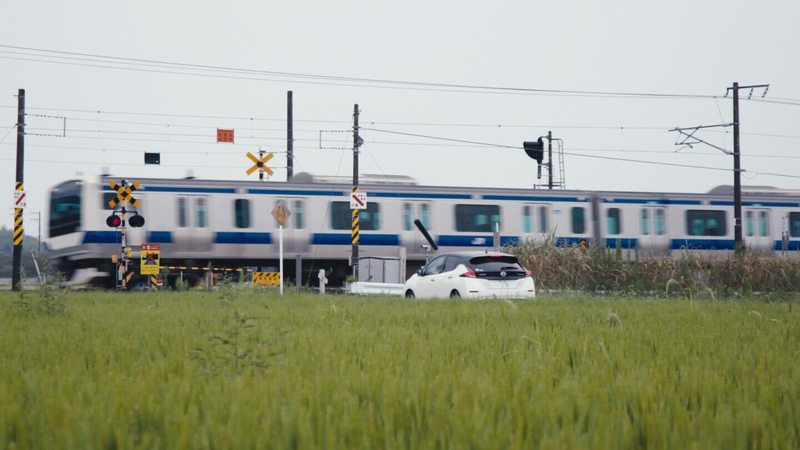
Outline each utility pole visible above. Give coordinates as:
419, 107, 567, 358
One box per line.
12, 89, 25, 292
351, 104, 362, 281
287, 90, 294, 180
732, 82, 742, 251
670, 82, 768, 253
727, 82, 769, 252
547, 130, 553, 190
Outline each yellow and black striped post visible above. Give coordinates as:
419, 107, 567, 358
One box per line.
351, 186, 360, 279
13, 183, 23, 247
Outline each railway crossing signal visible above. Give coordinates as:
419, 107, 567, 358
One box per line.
108, 180, 141, 208
105, 179, 145, 290
246, 151, 274, 180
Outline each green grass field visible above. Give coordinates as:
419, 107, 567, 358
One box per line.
1, 290, 798, 449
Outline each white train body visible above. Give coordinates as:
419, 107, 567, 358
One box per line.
46, 173, 800, 287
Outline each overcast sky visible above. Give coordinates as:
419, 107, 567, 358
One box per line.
2, 0, 799, 233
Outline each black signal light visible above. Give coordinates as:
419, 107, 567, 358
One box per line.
128, 214, 145, 228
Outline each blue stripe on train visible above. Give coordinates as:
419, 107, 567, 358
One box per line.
436, 235, 520, 247
82, 231, 121, 244
148, 231, 172, 243
311, 233, 400, 246
604, 238, 639, 249
670, 239, 736, 250
774, 240, 800, 251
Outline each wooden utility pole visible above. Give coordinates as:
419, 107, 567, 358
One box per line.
287, 91, 294, 180
727, 81, 769, 252
351, 104, 361, 280
12, 89, 25, 291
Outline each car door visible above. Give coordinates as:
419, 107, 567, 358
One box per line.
418, 255, 447, 298
434, 255, 463, 297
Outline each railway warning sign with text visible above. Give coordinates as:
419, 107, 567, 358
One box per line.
13, 189, 26, 209
140, 244, 161, 275
217, 128, 234, 143
350, 191, 367, 209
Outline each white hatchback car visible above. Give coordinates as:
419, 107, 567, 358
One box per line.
403, 251, 536, 299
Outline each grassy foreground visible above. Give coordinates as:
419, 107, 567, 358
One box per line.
1, 290, 798, 449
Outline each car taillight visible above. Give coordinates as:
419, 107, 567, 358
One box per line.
460, 269, 476, 278
524, 268, 532, 277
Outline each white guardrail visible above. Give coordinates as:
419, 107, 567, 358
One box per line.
346, 282, 405, 296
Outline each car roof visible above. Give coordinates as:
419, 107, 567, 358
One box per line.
433, 251, 516, 259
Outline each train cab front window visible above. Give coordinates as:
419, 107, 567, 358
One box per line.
49, 180, 83, 237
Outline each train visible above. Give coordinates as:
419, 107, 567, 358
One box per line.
46, 172, 800, 288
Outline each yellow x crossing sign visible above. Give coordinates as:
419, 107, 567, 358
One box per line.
108, 181, 141, 209
246, 152, 274, 177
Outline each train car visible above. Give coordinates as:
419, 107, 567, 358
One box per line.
46, 173, 800, 288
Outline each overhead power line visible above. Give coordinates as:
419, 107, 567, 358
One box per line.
0, 44, 722, 99
362, 127, 800, 180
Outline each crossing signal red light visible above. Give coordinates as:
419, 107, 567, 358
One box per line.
106, 214, 122, 228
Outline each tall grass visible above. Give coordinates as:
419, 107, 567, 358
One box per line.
511, 238, 800, 296
1, 291, 798, 449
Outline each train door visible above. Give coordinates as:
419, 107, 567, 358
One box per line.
743, 208, 771, 250
522, 203, 551, 244
639, 206, 668, 253
400, 201, 433, 257
173, 195, 213, 253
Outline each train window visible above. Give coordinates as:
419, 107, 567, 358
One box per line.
571, 207, 585, 234
294, 200, 305, 229
790, 212, 800, 237
654, 209, 666, 235
331, 201, 380, 230
523, 206, 532, 233
455, 204, 501, 232
759, 211, 769, 237
403, 203, 413, 231
686, 210, 727, 236
538, 206, 549, 233
640, 209, 650, 235
606, 208, 621, 235
234, 199, 250, 228
49, 180, 82, 238
196, 197, 208, 228
420, 203, 431, 229
177, 197, 187, 227
745, 211, 754, 237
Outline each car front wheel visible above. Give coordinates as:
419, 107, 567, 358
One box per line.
450, 289, 461, 298
405, 290, 415, 299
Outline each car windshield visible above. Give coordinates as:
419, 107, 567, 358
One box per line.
468, 255, 523, 272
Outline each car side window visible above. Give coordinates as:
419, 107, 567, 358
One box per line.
443, 256, 461, 272
424, 256, 446, 275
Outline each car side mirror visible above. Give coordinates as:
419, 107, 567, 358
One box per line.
417, 266, 425, 276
